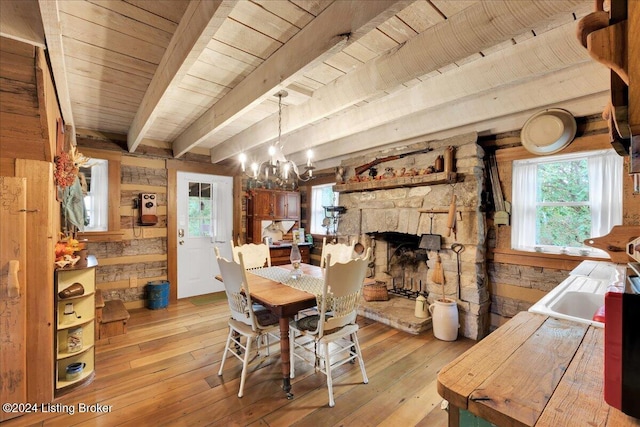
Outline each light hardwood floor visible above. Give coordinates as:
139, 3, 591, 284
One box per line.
5, 298, 474, 427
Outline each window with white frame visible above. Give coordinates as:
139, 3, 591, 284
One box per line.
511, 149, 622, 256
81, 159, 109, 232
310, 183, 338, 234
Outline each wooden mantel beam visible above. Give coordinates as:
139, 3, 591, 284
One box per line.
127, 0, 237, 153
172, 0, 410, 159
210, 0, 593, 163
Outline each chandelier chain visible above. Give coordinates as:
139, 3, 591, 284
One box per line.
278, 92, 283, 150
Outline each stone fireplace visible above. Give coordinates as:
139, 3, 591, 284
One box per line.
334, 132, 490, 340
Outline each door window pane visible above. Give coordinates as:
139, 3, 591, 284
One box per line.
188, 182, 215, 237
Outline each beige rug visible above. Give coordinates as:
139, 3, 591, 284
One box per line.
189, 292, 227, 306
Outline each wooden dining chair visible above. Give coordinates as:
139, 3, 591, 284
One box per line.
289, 248, 372, 407
214, 247, 279, 398
230, 241, 271, 270
319, 236, 356, 268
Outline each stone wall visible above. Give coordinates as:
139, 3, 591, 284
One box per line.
335, 132, 490, 340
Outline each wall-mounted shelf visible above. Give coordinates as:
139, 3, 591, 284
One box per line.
333, 172, 458, 193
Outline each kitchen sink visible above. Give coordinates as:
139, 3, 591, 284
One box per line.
529, 276, 606, 327
549, 291, 604, 321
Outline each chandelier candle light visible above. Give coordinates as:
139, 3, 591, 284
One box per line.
239, 91, 314, 189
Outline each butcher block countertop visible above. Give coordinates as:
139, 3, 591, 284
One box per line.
437, 311, 639, 427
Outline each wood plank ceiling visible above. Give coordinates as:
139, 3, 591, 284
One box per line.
9, 0, 608, 170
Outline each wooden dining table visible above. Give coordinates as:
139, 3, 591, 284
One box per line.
245, 263, 320, 398
244, 263, 375, 398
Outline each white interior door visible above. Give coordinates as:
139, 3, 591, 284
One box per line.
177, 172, 233, 298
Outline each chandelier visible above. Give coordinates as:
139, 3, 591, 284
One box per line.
239, 90, 314, 190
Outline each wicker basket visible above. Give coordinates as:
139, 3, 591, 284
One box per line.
363, 282, 389, 302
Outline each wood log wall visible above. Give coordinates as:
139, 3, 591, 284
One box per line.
76, 136, 215, 309
0, 37, 61, 404
0, 38, 55, 170
481, 115, 640, 330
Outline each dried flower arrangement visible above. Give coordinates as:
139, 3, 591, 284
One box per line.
54, 146, 90, 188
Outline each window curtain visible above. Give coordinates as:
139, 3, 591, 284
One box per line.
511, 149, 622, 250
310, 185, 326, 234
211, 182, 220, 241
511, 161, 537, 250
588, 149, 623, 237
87, 159, 108, 231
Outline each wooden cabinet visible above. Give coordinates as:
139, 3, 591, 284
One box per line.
269, 244, 311, 266
54, 257, 97, 395
247, 190, 301, 243
280, 192, 300, 219
253, 190, 274, 217
250, 190, 300, 219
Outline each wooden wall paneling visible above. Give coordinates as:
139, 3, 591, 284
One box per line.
0, 50, 36, 83
0, 113, 49, 158
15, 159, 55, 404
0, 35, 36, 57
0, 77, 38, 116
0, 176, 27, 422
166, 163, 177, 303
0, 157, 15, 176
0, 36, 49, 162
628, 0, 639, 135
35, 47, 59, 161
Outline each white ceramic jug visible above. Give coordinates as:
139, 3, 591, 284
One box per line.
429, 298, 459, 341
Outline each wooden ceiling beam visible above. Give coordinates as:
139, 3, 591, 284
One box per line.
279, 23, 593, 158
210, 0, 593, 163
287, 62, 609, 168
172, 0, 411, 158
38, 0, 75, 141
127, 0, 237, 153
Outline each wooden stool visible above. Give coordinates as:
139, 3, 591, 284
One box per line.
98, 298, 130, 339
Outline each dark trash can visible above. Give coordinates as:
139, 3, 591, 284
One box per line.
146, 280, 169, 309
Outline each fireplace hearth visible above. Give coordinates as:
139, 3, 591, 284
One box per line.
334, 132, 491, 339
367, 232, 429, 299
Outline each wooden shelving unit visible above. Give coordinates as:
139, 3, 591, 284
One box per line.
54, 256, 97, 395
333, 172, 458, 193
